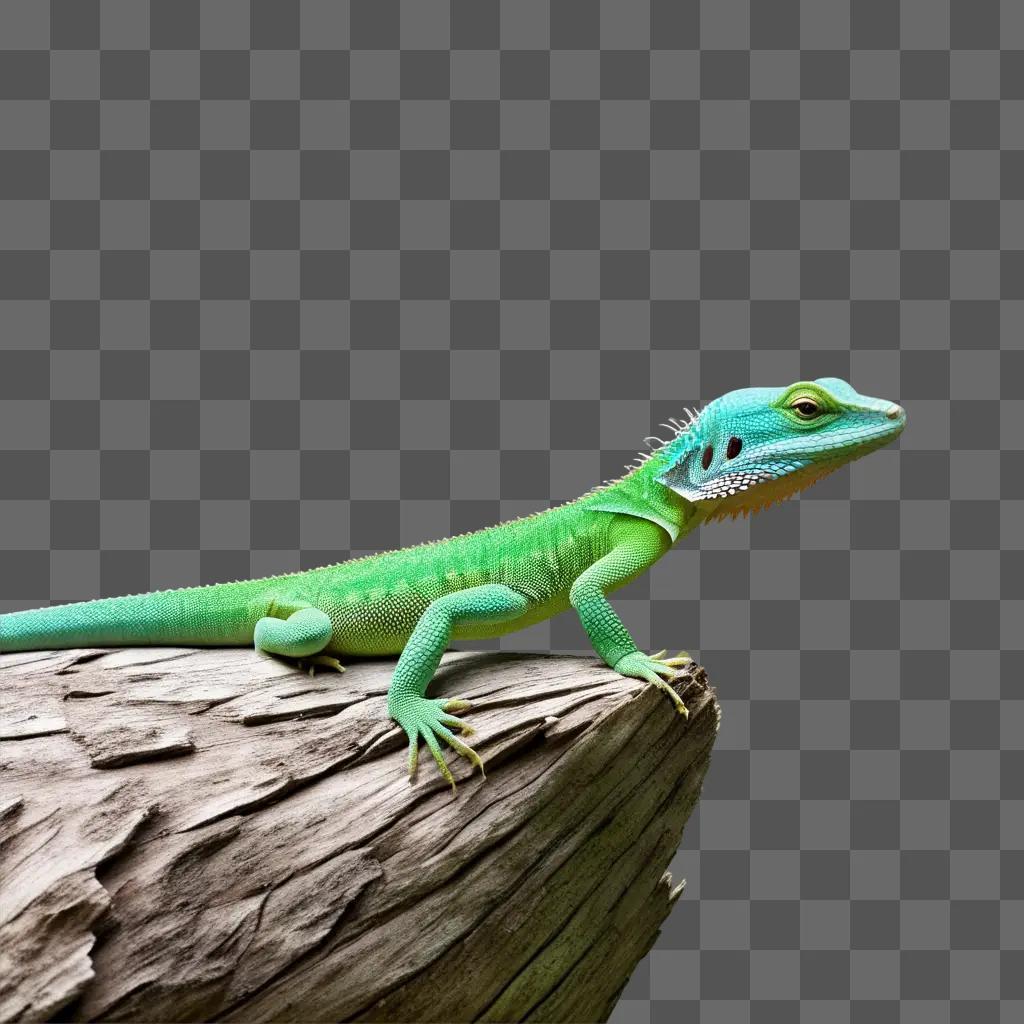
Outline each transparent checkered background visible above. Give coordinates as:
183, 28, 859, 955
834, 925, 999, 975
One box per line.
0, 2, 1021, 1020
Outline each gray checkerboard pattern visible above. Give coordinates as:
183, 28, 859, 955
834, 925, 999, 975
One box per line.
0, 2, 1020, 1020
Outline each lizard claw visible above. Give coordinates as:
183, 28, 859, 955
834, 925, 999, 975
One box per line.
294, 654, 346, 676
658, 650, 692, 668
649, 677, 690, 717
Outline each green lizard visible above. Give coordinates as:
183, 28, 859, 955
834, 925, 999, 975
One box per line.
0, 378, 904, 790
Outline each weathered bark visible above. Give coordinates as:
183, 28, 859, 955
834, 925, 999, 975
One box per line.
0, 645, 719, 1023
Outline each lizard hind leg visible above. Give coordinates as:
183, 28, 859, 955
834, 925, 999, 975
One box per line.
254, 607, 340, 674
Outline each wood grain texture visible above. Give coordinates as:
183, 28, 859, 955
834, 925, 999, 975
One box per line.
0, 646, 720, 1023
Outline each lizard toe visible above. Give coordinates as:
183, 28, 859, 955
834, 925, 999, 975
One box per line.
417, 723, 457, 795
438, 713, 475, 736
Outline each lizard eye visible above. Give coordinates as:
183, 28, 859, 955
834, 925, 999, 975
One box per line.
701, 445, 714, 470
791, 399, 820, 419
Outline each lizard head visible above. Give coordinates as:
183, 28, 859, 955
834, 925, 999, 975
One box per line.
654, 378, 906, 521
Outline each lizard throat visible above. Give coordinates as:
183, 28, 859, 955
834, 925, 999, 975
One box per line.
704, 458, 849, 522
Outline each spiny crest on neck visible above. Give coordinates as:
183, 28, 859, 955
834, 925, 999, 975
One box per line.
580, 405, 705, 498
623, 406, 704, 474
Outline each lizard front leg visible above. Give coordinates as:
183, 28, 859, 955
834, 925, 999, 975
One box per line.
388, 583, 529, 793
570, 520, 691, 717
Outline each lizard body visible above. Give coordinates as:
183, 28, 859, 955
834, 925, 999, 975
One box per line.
0, 378, 905, 789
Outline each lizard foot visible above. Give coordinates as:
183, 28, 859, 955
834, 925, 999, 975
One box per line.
294, 654, 346, 677
613, 650, 692, 718
391, 695, 485, 795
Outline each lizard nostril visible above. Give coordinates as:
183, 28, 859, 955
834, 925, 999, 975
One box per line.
886, 405, 904, 420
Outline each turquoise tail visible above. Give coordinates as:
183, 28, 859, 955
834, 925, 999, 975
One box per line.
0, 585, 258, 654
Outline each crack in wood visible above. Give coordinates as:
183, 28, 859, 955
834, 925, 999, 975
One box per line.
54, 650, 112, 675
71, 723, 196, 769
0, 714, 69, 740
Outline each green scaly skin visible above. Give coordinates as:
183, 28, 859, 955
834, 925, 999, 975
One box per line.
0, 378, 905, 792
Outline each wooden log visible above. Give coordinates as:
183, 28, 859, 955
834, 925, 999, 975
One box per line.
0, 646, 720, 1023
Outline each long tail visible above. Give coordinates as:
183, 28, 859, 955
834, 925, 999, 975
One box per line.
0, 581, 262, 654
